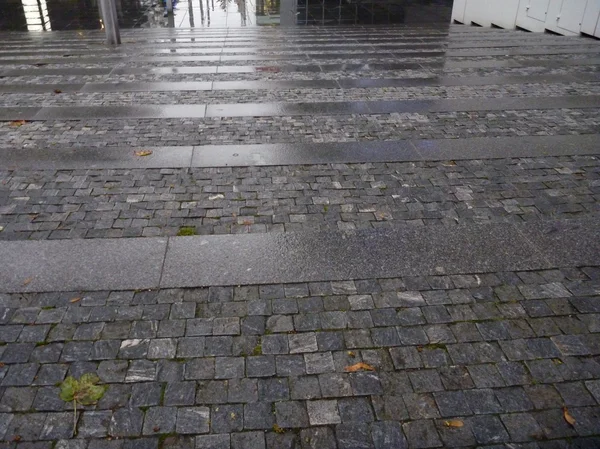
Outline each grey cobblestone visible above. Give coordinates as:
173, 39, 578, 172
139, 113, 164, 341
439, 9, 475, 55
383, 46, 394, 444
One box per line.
2, 155, 599, 240
1, 24, 600, 448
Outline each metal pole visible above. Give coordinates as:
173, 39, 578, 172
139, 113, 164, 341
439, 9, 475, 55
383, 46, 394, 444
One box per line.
167, 0, 174, 14
99, 0, 121, 45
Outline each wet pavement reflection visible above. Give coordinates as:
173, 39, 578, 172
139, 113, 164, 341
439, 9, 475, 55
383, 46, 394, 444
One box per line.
1, 0, 452, 30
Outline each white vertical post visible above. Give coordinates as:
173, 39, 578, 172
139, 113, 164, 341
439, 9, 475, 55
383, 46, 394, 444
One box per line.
167, 0, 174, 14
99, 0, 121, 45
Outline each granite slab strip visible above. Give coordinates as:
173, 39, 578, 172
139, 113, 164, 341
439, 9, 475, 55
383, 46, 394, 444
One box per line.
446, 48, 600, 58
190, 134, 600, 167
4, 95, 598, 121
0, 84, 85, 94
31, 105, 208, 120
410, 134, 600, 161
2, 220, 591, 293
0, 52, 445, 65
0, 237, 167, 293
447, 39, 600, 49
202, 95, 600, 118
2, 134, 598, 170
0, 67, 112, 76
1, 73, 582, 95
11, 56, 591, 79
160, 222, 555, 288
516, 219, 600, 268
79, 82, 214, 93
0, 146, 194, 170
0, 107, 41, 121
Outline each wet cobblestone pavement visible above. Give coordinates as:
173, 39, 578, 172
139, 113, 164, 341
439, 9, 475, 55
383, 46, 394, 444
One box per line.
0, 23, 599, 449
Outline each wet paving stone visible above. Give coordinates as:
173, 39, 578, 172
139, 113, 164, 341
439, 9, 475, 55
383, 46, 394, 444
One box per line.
2, 269, 598, 445
1, 22, 600, 449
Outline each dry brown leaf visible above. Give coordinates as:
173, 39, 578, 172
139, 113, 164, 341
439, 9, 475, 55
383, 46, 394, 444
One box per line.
22, 277, 33, 286
134, 150, 153, 157
153, 426, 160, 432
444, 420, 464, 428
563, 407, 576, 426
344, 362, 375, 372
10, 120, 27, 127
53, 89, 62, 94
70, 297, 81, 303
443, 160, 457, 166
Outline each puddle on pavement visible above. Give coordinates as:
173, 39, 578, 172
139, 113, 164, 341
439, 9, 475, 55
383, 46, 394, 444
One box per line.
0, 0, 453, 31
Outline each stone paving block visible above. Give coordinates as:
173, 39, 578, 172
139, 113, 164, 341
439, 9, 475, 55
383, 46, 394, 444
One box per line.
402, 420, 442, 449
258, 378, 290, 402
244, 402, 274, 430
300, 426, 338, 449
109, 407, 144, 437
196, 434, 231, 449
289, 333, 318, 354
307, 400, 341, 425
338, 397, 374, 423
501, 413, 543, 442
290, 376, 321, 400
335, 423, 373, 449
275, 401, 309, 428
78, 411, 111, 438
304, 352, 334, 375
176, 407, 210, 434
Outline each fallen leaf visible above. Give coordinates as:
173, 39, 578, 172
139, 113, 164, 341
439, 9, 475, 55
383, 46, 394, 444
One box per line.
53, 89, 62, 94
153, 426, 160, 432
23, 277, 33, 286
70, 297, 81, 303
344, 362, 375, 372
0, 362, 5, 368
417, 345, 424, 352
443, 160, 457, 166
273, 424, 285, 434
10, 120, 27, 127
444, 420, 464, 428
563, 407, 576, 427
12, 435, 21, 442
134, 150, 153, 157
347, 351, 356, 358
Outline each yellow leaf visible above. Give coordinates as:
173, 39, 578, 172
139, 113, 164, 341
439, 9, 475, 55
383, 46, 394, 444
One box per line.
344, 362, 375, 372
22, 277, 33, 286
273, 424, 285, 434
444, 420, 464, 428
347, 351, 356, 358
563, 407, 576, 426
10, 120, 27, 127
134, 150, 153, 157
70, 297, 81, 303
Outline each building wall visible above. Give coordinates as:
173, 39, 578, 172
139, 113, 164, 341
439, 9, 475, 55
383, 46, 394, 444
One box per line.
452, 0, 600, 38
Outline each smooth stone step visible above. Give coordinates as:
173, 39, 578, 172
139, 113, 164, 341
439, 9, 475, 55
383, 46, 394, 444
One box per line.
2, 219, 596, 293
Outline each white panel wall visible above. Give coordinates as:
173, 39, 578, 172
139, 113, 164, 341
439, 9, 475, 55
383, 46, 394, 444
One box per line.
463, 0, 493, 27
487, 0, 521, 29
582, 0, 600, 36
453, 0, 520, 29
545, 0, 588, 36
451, 0, 467, 23
515, 0, 549, 32
451, 0, 600, 37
